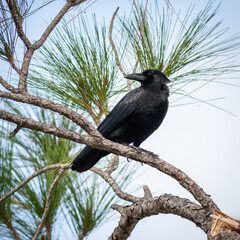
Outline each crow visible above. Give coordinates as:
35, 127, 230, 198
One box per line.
71, 69, 170, 172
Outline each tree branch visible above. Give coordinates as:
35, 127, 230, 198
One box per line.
0, 163, 69, 204
9, 124, 22, 138
6, 0, 32, 48
32, 167, 65, 240
18, 48, 34, 92
0, 208, 21, 240
109, 7, 126, 77
32, 0, 86, 50
91, 167, 140, 203
0, 76, 18, 93
110, 194, 212, 240
105, 154, 119, 174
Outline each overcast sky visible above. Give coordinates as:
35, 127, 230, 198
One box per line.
1, 1, 240, 239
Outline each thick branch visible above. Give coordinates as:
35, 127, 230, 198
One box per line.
32, 167, 65, 240
18, 48, 34, 92
209, 231, 240, 240
0, 163, 69, 204
110, 194, 212, 240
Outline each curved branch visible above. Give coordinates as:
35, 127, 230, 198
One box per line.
105, 154, 119, 174
32, 167, 65, 240
0, 77, 18, 93
91, 167, 140, 203
110, 194, 212, 240
109, 7, 126, 77
0, 163, 70, 204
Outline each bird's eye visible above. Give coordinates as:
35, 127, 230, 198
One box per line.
147, 72, 152, 77
143, 70, 153, 77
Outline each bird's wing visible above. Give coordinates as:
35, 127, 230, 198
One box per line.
97, 90, 141, 136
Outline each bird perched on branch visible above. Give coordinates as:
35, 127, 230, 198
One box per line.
71, 69, 171, 172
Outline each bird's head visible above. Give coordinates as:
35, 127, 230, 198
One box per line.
125, 69, 171, 87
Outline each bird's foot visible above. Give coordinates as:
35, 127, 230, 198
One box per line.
131, 145, 159, 158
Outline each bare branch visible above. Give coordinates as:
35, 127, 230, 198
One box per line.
110, 204, 138, 240
32, 0, 86, 50
7, 1, 86, 93
9, 59, 21, 75
110, 194, 212, 239
105, 154, 119, 174
0, 163, 69, 204
9, 124, 22, 138
18, 48, 34, 92
0, 209, 21, 240
109, 7, 127, 77
91, 167, 140, 203
0, 76, 18, 93
32, 167, 65, 240
6, 0, 32, 47
143, 185, 152, 199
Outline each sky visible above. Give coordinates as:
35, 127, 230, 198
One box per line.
1, 0, 240, 239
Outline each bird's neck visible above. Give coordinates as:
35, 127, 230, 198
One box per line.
143, 84, 169, 97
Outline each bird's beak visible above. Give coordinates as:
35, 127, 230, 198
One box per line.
165, 78, 171, 84
125, 73, 146, 82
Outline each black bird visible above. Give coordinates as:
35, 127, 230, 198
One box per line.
71, 69, 170, 172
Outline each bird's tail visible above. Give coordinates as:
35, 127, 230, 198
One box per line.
71, 146, 108, 173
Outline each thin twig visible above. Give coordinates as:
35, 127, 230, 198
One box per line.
0, 164, 70, 204
91, 167, 140, 203
9, 57, 21, 75
133, 0, 151, 68
9, 124, 22, 138
32, 1, 86, 50
32, 167, 65, 240
109, 7, 126, 77
105, 154, 119, 174
143, 185, 152, 199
